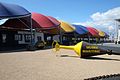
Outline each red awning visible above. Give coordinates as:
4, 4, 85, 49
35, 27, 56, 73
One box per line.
87, 27, 99, 37
1, 13, 60, 31
32, 12, 59, 29
47, 16, 60, 26
43, 16, 60, 34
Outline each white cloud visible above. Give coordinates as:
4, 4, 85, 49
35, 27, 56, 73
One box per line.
73, 21, 95, 27
108, 26, 114, 31
55, 16, 60, 19
73, 7, 120, 34
90, 7, 120, 33
91, 12, 106, 21
91, 7, 120, 21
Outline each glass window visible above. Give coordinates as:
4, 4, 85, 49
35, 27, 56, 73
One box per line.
47, 36, 51, 40
15, 34, 22, 41
37, 36, 41, 41
25, 34, 31, 42
2, 34, 6, 43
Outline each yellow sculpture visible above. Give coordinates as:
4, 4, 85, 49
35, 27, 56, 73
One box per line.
52, 41, 112, 58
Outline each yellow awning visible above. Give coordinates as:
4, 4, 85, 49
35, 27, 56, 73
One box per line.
97, 29, 105, 37
59, 21, 75, 33
46, 21, 75, 34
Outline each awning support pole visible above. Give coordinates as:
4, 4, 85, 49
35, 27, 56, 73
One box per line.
88, 35, 90, 43
59, 26, 62, 44
74, 32, 77, 44
30, 15, 34, 46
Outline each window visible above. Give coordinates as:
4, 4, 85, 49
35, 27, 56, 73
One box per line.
15, 34, 22, 41
78, 38, 80, 40
25, 34, 31, 42
37, 36, 41, 41
2, 34, 6, 43
63, 37, 66, 40
47, 36, 51, 41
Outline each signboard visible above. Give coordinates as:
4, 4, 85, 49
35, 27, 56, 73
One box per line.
81, 42, 105, 58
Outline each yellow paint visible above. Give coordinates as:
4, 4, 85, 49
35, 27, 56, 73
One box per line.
82, 50, 100, 53
59, 20, 75, 32
86, 45, 98, 49
73, 41, 83, 57
53, 41, 83, 57
52, 40, 60, 52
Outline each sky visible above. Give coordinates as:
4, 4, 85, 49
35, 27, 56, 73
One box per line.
0, 0, 120, 34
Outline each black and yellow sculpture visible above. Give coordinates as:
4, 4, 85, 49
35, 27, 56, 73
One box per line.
52, 41, 116, 58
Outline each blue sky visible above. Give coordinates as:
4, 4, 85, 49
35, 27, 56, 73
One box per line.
0, 0, 120, 35
1, 0, 120, 23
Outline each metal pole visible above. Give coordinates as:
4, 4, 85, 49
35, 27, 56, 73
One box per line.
74, 32, 77, 44
30, 15, 34, 46
115, 19, 119, 42
88, 35, 90, 43
115, 20, 118, 41
59, 26, 62, 44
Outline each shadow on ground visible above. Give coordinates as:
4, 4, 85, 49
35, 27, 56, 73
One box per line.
84, 56, 120, 61
60, 55, 80, 58
0, 46, 52, 54
60, 54, 120, 61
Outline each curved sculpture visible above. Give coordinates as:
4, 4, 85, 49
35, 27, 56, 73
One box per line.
53, 41, 119, 58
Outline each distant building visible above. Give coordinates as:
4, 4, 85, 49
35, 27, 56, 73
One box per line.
115, 19, 120, 44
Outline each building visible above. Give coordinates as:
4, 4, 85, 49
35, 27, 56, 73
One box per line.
116, 19, 120, 44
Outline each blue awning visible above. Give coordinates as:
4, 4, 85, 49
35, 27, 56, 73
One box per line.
72, 24, 88, 35
0, 2, 31, 19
